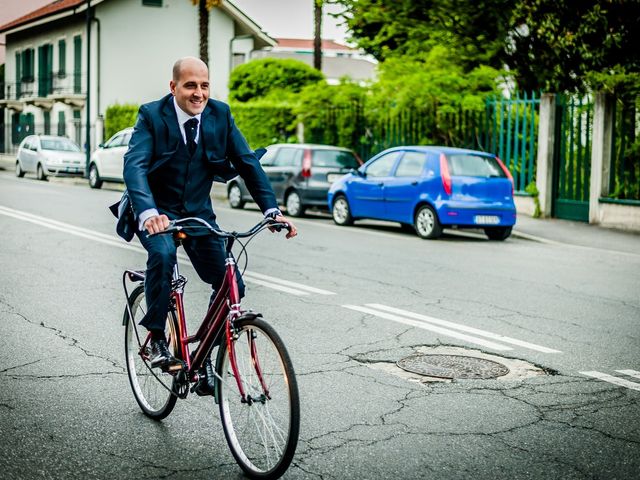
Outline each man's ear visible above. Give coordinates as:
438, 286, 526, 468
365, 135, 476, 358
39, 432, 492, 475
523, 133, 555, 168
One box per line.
169, 80, 176, 95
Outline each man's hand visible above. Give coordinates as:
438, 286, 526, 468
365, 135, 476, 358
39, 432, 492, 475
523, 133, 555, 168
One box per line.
273, 214, 297, 239
144, 214, 170, 235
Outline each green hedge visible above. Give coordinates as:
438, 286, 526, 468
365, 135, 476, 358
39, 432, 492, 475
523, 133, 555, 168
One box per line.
231, 102, 297, 149
104, 103, 139, 140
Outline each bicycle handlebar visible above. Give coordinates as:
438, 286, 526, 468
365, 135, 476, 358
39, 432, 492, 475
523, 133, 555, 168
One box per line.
148, 216, 291, 239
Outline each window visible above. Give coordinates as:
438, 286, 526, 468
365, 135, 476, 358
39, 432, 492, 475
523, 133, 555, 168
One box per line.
395, 151, 426, 177
311, 149, 359, 168
259, 148, 277, 166
105, 134, 124, 148
58, 111, 66, 136
142, 0, 162, 6
44, 111, 51, 135
273, 148, 303, 167
73, 35, 82, 93
366, 151, 400, 177
58, 39, 66, 75
447, 154, 505, 178
41, 137, 81, 152
21, 48, 35, 82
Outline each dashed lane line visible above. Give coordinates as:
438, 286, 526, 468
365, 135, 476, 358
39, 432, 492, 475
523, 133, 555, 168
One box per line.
580, 371, 640, 392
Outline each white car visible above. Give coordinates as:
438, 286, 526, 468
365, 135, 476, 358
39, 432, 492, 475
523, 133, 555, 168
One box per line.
16, 135, 85, 180
88, 127, 133, 188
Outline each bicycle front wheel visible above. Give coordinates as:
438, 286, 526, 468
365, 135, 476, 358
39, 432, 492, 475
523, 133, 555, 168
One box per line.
216, 317, 300, 479
124, 285, 178, 420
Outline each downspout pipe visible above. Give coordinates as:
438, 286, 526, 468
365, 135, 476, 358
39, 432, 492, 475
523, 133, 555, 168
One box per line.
84, 0, 92, 177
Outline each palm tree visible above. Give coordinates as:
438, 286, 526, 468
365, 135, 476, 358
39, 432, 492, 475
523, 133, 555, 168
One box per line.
190, 0, 222, 67
313, 0, 322, 71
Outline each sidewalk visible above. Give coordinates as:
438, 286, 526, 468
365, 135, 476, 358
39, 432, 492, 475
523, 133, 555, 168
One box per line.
513, 215, 640, 255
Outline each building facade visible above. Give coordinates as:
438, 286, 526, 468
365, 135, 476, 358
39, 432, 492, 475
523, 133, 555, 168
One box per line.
0, 0, 275, 155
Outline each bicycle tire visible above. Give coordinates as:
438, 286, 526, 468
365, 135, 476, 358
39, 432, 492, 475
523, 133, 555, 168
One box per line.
124, 285, 178, 420
215, 317, 300, 479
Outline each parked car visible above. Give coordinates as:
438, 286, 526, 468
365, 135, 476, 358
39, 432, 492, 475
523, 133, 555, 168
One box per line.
15, 135, 85, 180
327, 146, 517, 240
227, 143, 362, 216
88, 127, 133, 188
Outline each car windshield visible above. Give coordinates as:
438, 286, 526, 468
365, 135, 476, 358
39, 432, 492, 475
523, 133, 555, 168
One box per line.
312, 150, 359, 168
41, 138, 81, 152
447, 154, 505, 178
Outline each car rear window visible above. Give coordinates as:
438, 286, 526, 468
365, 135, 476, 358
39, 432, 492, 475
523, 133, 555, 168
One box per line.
312, 150, 359, 169
447, 154, 505, 178
41, 138, 81, 152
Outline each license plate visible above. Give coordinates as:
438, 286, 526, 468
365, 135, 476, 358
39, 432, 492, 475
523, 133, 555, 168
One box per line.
474, 215, 500, 225
326, 173, 342, 183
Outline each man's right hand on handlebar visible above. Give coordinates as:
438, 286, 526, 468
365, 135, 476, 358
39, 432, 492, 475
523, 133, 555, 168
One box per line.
144, 214, 171, 235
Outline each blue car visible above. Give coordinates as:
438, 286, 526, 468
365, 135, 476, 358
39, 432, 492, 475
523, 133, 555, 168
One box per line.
327, 146, 517, 240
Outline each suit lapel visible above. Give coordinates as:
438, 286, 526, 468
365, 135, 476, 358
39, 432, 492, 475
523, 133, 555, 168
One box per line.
161, 94, 181, 152
200, 100, 216, 159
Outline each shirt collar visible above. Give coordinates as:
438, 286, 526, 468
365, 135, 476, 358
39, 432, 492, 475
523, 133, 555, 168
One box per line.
173, 96, 202, 126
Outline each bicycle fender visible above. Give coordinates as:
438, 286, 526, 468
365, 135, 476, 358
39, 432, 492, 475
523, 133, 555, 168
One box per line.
236, 311, 263, 322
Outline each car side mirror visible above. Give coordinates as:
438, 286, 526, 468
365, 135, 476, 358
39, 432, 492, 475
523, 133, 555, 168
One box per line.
350, 168, 365, 178
98, 143, 104, 148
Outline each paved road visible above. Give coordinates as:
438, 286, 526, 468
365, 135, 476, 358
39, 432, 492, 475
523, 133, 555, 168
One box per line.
1, 173, 639, 479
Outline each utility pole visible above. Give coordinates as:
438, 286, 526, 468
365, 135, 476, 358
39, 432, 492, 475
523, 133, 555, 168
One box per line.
313, 0, 322, 71
85, 0, 91, 177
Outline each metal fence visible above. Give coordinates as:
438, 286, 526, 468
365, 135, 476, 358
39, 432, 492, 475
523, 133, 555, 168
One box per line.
610, 95, 640, 201
306, 93, 540, 194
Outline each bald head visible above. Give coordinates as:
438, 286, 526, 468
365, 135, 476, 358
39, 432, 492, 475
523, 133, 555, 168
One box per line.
170, 56, 210, 116
172, 56, 208, 82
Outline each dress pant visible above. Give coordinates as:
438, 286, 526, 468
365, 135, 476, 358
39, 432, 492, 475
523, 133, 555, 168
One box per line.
136, 229, 245, 332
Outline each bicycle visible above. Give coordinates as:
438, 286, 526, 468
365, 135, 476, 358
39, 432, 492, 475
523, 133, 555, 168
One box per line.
121, 217, 300, 479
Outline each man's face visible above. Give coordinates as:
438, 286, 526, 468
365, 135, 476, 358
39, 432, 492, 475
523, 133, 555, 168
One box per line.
170, 60, 209, 116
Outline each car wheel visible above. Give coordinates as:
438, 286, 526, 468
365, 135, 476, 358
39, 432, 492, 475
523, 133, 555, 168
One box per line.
414, 205, 442, 239
228, 183, 245, 209
484, 226, 512, 241
285, 191, 305, 217
332, 195, 354, 226
36, 163, 48, 181
15, 161, 25, 178
89, 164, 103, 189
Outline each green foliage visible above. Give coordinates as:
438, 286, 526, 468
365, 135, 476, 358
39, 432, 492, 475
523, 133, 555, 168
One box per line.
525, 181, 541, 217
230, 100, 298, 149
228, 58, 325, 102
333, 0, 514, 71
105, 103, 138, 140
508, 0, 640, 94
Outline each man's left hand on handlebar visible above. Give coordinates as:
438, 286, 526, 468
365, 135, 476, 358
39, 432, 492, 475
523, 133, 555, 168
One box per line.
271, 213, 297, 239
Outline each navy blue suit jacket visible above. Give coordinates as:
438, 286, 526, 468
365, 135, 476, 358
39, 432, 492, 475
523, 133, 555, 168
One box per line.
123, 94, 277, 223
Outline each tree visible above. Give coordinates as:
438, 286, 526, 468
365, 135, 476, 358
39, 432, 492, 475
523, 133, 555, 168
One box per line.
507, 0, 640, 93
332, 0, 515, 71
228, 58, 325, 102
314, 0, 323, 71
190, 0, 222, 67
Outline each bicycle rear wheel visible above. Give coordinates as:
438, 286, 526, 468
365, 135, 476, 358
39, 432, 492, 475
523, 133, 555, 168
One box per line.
124, 285, 178, 420
215, 317, 300, 479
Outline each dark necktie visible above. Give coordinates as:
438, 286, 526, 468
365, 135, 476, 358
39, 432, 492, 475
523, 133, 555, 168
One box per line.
184, 118, 198, 156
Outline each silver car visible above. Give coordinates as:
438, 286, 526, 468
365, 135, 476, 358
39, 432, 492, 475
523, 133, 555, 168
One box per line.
88, 127, 133, 189
16, 135, 85, 180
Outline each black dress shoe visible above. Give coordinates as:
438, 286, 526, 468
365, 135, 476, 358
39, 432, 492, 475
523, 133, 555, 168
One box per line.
193, 358, 216, 396
149, 338, 181, 371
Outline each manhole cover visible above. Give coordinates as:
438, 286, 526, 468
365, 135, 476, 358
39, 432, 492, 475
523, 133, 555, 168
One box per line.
396, 354, 510, 379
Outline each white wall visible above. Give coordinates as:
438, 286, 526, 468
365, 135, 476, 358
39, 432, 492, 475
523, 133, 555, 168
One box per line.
97, 0, 236, 111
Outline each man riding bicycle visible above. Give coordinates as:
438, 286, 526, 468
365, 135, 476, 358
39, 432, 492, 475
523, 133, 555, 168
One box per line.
121, 56, 297, 395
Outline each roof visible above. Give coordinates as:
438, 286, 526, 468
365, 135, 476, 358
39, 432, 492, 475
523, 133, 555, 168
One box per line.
275, 38, 356, 52
0, 0, 84, 33
384, 146, 495, 156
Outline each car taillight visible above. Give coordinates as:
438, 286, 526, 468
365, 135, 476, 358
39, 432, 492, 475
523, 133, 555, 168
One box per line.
302, 149, 312, 178
496, 156, 514, 195
439, 153, 452, 195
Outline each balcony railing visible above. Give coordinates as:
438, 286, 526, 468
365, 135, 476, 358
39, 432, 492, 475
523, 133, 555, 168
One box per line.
1, 74, 87, 101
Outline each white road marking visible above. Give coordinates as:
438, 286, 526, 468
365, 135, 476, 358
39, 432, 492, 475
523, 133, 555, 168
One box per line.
0, 205, 321, 296
616, 369, 640, 380
367, 303, 561, 353
580, 371, 640, 392
343, 304, 514, 351
243, 270, 335, 295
